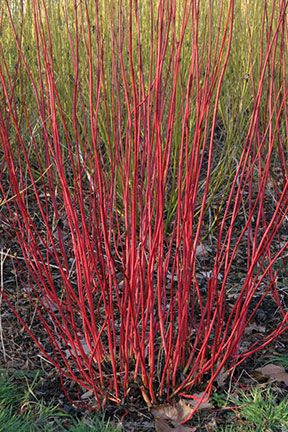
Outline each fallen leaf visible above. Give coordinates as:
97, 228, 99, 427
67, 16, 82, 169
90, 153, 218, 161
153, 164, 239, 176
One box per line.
155, 418, 196, 432
200, 271, 223, 281
216, 368, 229, 387
151, 404, 180, 422
182, 392, 214, 410
255, 364, 288, 385
81, 389, 93, 400
41, 296, 59, 312
155, 419, 170, 432
245, 323, 266, 334
195, 243, 211, 257
65, 338, 92, 359
152, 396, 212, 431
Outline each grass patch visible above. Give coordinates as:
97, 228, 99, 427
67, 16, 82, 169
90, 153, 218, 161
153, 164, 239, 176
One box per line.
217, 387, 288, 432
0, 373, 121, 432
266, 355, 288, 370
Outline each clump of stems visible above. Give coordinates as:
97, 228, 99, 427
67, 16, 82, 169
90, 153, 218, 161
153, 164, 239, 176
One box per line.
0, 0, 287, 423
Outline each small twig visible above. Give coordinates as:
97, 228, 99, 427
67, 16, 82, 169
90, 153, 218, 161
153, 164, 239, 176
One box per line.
0, 164, 52, 207
0, 250, 68, 272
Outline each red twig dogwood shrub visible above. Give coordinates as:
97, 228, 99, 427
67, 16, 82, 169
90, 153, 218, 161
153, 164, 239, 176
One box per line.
1, 0, 288, 422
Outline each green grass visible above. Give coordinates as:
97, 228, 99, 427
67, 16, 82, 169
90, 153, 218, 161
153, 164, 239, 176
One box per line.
266, 355, 288, 370
217, 387, 288, 432
0, 374, 121, 432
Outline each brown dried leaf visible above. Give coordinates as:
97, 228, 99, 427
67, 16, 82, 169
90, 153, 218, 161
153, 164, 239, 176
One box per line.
152, 396, 212, 431
182, 392, 214, 410
81, 389, 93, 400
41, 296, 59, 312
216, 368, 229, 387
155, 419, 172, 432
245, 323, 266, 334
151, 404, 180, 422
155, 418, 196, 432
255, 364, 288, 385
196, 243, 211, 257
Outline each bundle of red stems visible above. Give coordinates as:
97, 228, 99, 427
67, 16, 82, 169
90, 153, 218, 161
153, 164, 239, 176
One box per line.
1, 0, 287, 423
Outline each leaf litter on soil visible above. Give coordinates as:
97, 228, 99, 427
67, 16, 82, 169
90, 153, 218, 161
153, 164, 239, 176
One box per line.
151, 394, 214, 431
255, 364, 288, 386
